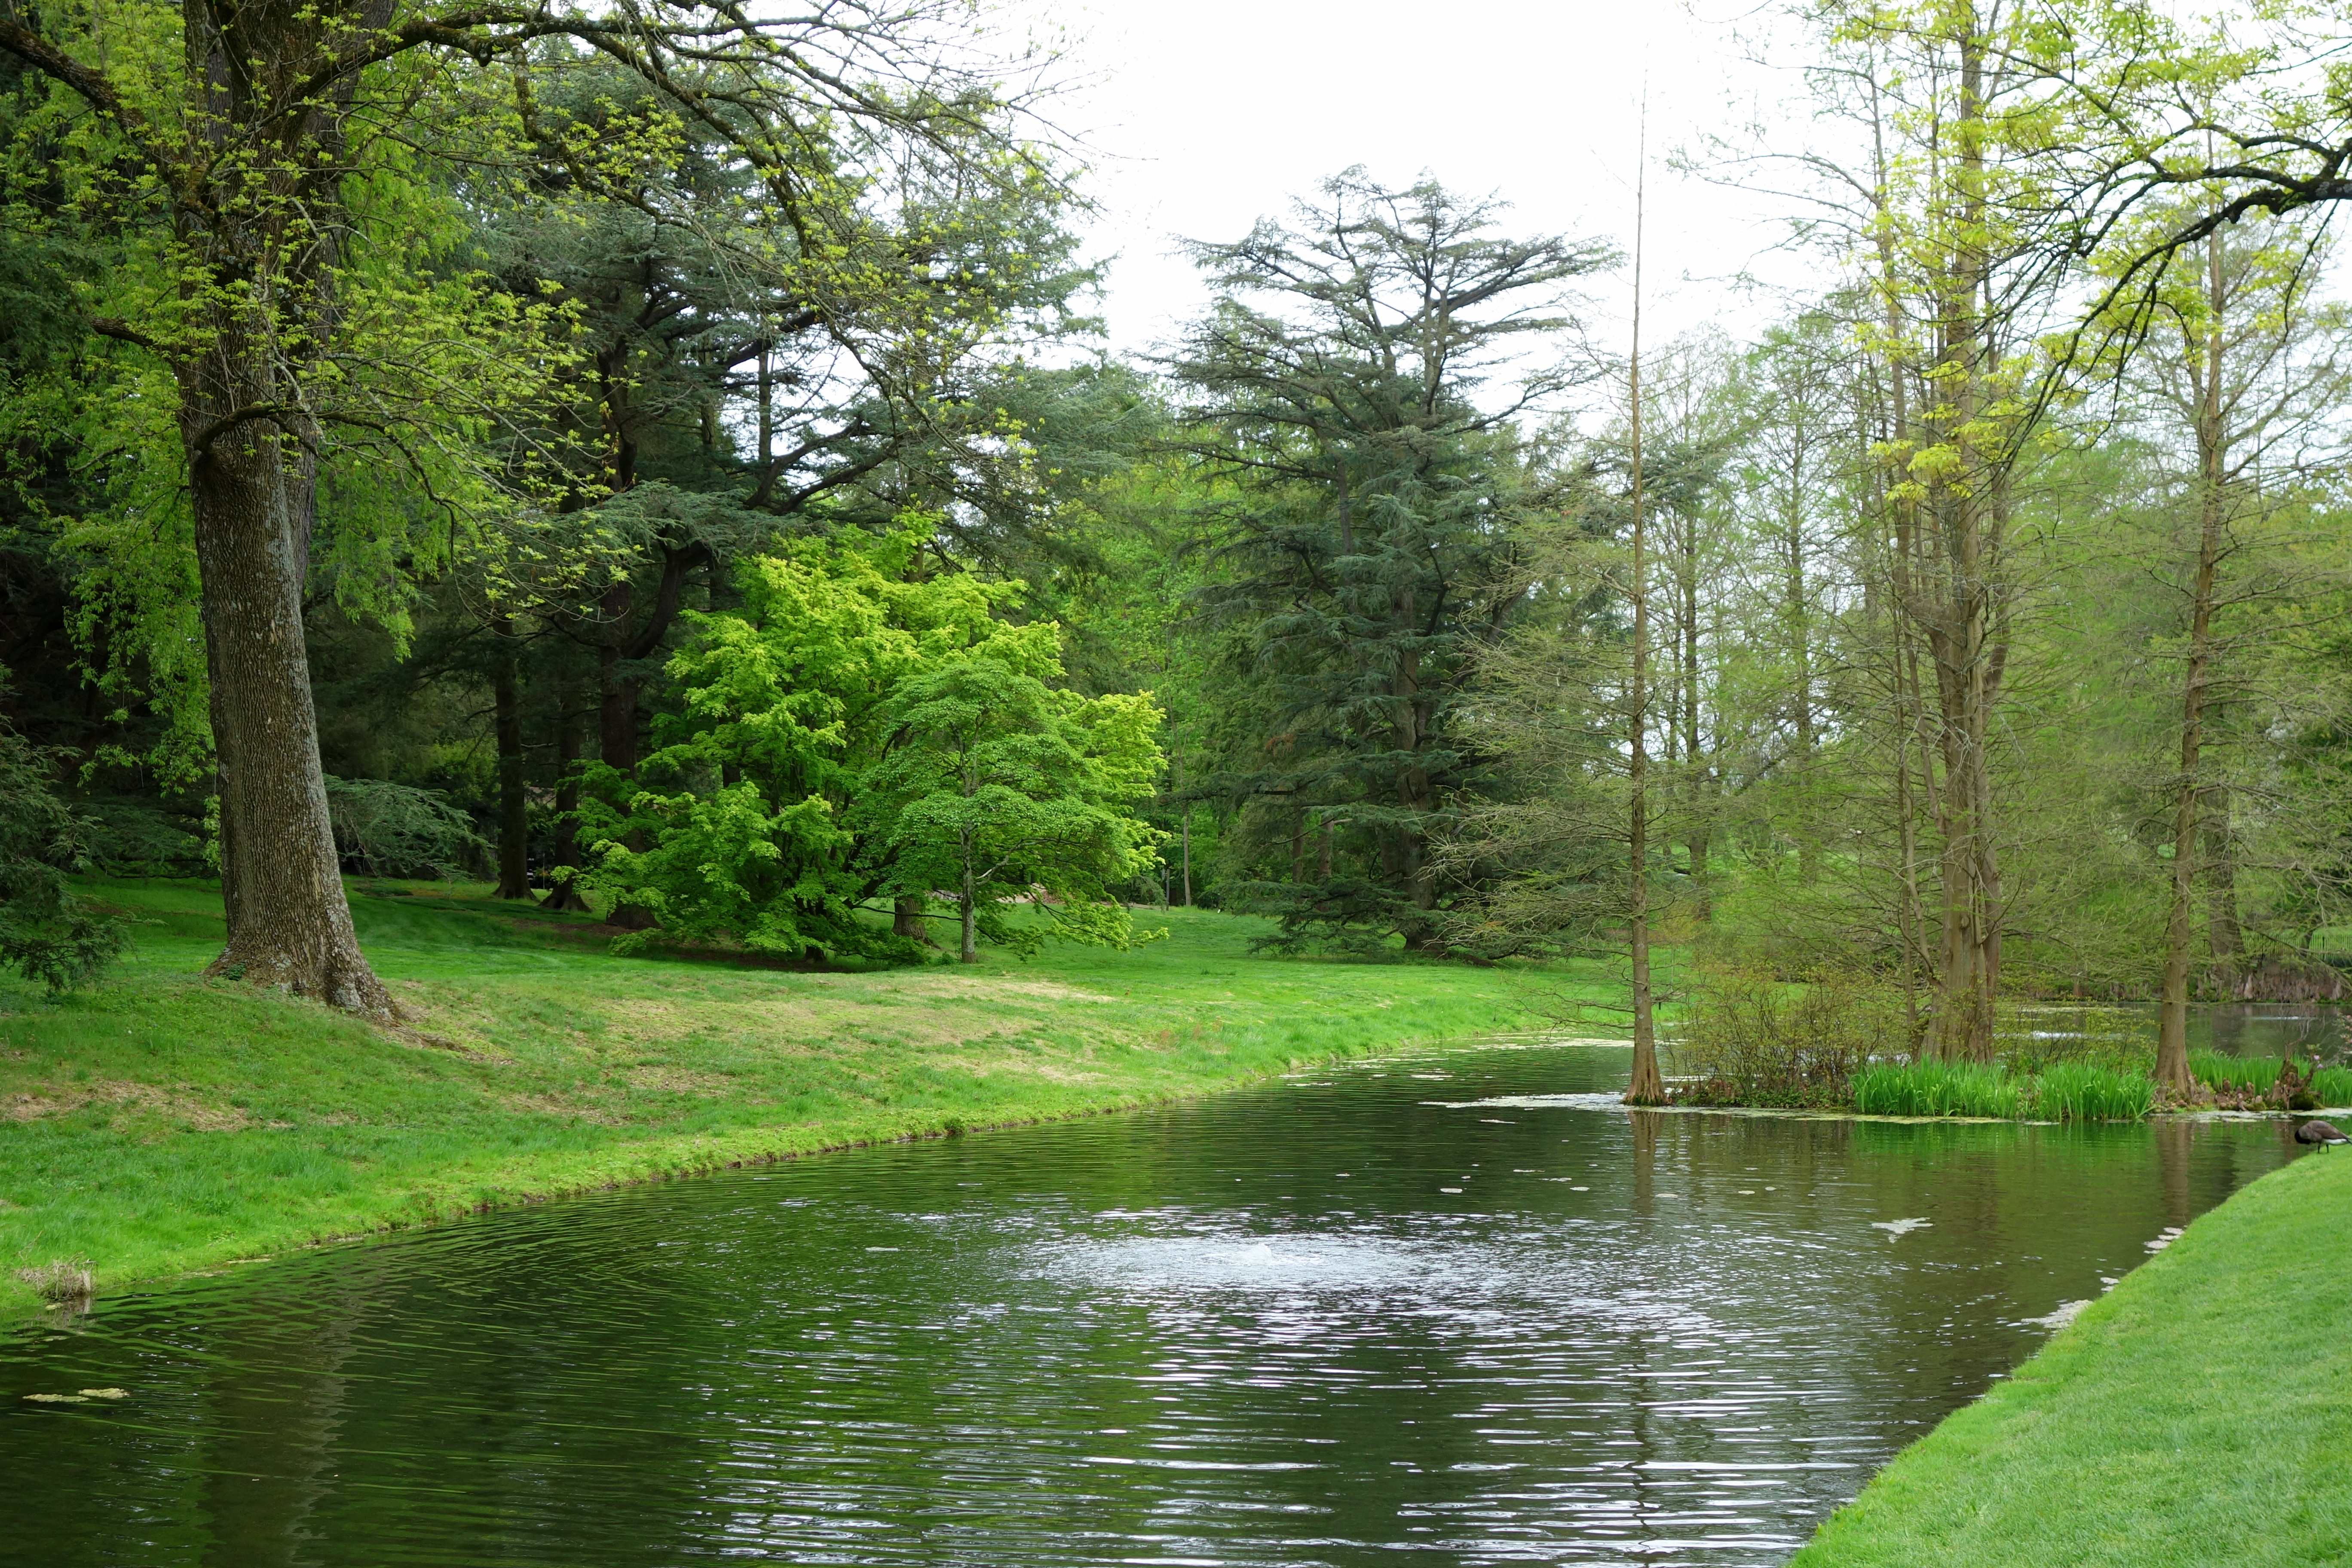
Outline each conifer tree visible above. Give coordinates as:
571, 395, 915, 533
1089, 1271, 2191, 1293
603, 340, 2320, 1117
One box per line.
1169, 172, 1609, 952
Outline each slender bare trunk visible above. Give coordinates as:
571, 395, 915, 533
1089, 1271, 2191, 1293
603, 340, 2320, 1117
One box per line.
2158, 229, 2230, 1097
1920, 24, 2003, 1063
959, 827, 979, 964
1624, 107, 1663, 1107
1182, 811, 1192, 907
1681, 528, 1709, 917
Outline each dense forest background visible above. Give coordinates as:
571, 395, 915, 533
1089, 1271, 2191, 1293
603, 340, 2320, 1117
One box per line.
9, 0, 2352, 1072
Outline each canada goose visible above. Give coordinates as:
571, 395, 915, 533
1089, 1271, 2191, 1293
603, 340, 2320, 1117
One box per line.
2294, 1120, 2348, 1149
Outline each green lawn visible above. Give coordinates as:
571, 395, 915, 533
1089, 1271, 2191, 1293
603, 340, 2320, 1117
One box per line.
0, 879, 1583, 1315
1796, 1146, 2352, 1566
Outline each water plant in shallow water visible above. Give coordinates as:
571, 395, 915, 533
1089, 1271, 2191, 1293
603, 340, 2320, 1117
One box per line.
1852, 1061, 2024, 1118
2030, 1062, 2154, 1121
2189, 1051, 2352, 1107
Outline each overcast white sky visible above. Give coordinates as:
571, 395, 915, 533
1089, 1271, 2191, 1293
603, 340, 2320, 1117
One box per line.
1013, 0, 1812, 373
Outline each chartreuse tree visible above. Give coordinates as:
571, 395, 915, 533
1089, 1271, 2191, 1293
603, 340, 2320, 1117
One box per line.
580, 524, 1164, 964
579, 524, 1008, 959
865, 623, 1166, 964
0, 0, 1058, 1014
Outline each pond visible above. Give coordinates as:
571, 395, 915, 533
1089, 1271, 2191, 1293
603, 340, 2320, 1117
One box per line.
0, 1041, 2309, 1566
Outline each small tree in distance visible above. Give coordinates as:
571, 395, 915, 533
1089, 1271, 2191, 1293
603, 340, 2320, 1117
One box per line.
869, 627, 1166, 963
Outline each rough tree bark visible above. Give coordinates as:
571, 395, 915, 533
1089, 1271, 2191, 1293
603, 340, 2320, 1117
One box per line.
1911, 23, 2009, 1063
192, 419, 394, 1017
893, 895, 937, 945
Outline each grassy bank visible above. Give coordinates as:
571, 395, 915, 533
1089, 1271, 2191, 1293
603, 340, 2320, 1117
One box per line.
0, 879, 1570, 1316
1795, 1147, 2352, 1566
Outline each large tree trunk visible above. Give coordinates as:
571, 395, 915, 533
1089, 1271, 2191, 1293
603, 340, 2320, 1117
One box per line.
893, 895, 937, 946
493, 628, 530, 900
190, 420, 395, 1019
1918, 22, 2006, 1065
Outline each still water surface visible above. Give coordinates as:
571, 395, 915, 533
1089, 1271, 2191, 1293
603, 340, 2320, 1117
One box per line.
1, 1042, 2309, 1565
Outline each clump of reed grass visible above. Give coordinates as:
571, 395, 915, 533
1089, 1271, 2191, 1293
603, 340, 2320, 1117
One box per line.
15, 1259, 94, 1303
1853, 1060, 2024, 1118
2031, 1061, 2154, 1121
2189, 1050, 2352, 1107
2191, 1050, 2279, 1094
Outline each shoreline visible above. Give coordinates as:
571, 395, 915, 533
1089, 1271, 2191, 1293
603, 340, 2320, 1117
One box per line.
1792, 1146, 2349, 1565
1, 882, 1567, 1320
15, 1039, 1480, 1324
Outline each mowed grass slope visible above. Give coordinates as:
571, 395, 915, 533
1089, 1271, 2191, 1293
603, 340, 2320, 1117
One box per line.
1796, 1148, 2352, 1567
0, 879, 1568, 1314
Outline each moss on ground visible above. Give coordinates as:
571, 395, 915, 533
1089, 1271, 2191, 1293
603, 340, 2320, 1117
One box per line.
1, 879, 1579, 1316
1796, 1146, 2352, 1566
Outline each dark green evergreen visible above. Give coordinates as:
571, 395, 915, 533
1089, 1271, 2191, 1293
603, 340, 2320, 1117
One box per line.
1166, 172, 1611, 952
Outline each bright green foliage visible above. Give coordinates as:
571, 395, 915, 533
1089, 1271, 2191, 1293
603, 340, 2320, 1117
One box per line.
2030, 1062, 2154, 1121
1795, 1152, 2352, 1567
1853, 1060, 2156, 1120
867, 623, 1168, 960
580, 528, 1165, 961
2191, 1050, 2352, 1106
579, 528, 1008, 956
1852, 1062, 2025, 1119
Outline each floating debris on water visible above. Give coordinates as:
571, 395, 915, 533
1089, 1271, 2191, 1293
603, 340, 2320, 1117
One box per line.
2027, 1300, 2090, 1331
1872, 1218, 1932, 1240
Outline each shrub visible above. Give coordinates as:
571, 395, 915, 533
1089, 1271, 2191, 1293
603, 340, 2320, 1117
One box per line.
1853, 1060, 2025, 1118
1999, 1006, 2153, 1078
323, 775, 489, 880
0, 725, 129, 992
2032, 1061, 2153, 1121
1672, 966, 1912, 1107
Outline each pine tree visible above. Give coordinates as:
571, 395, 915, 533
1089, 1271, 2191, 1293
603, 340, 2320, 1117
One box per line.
1169, 172, 1609, 952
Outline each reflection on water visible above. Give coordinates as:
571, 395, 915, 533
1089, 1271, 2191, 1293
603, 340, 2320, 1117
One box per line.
0, 1043, 2309, 1566
2201, 1002, 2349, 1062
